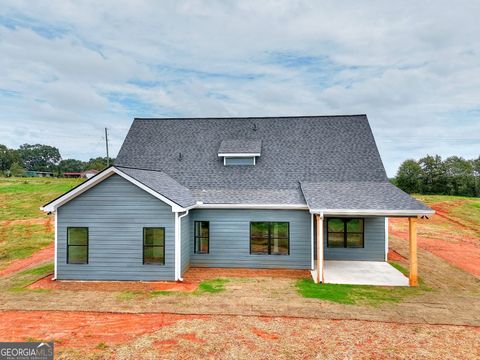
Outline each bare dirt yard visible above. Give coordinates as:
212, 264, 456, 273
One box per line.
1, 179, 479, 359
1, 310, 478, 360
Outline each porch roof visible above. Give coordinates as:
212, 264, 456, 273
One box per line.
300, 181, 434, 216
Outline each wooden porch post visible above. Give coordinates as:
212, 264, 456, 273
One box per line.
316, 214, 324, 283
408, 217, 418, 286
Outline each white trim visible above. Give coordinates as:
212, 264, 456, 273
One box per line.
385, 217, 389, 261
310, 213, 314, 270
53, 211, 57, 280
218, 153, 260, 157
196, 203, 309, 210
309, 209, 435, 216
176, 210, 189, 281
40, 167, 185, 213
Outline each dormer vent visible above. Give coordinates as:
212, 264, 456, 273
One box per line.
218, 139, 262, 166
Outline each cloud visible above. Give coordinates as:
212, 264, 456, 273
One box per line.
0, 0, 479, 175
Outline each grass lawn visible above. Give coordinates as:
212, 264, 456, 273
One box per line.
0, 177, 82, 269
296, 263, 431, 306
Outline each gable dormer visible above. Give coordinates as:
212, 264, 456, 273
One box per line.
218, 139, 262, 166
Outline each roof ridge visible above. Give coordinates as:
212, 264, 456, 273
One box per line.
115, 165, 163, 172
133, 114, 367, 121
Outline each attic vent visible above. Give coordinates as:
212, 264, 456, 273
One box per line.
218, 139, 262, 166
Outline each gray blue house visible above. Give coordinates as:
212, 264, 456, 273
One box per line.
42, 115, 434, 286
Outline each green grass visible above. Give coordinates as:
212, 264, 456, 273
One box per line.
0, 177, 82, 221
296, 264, 431, 306
149, 278, 230, 297
196, 278, 229, 293
0, 177, 81, 269
0, 224, 53, 269
116, 291, 143, 300
7, 262, 54, 292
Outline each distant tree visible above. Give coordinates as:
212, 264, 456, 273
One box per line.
58, 159, 86, 173
0, 144, 14, 172
85, 157, 114, 171
444, 156, 475, 197
418, 155, 447, 194
18, 144, 61, 172
395, 159, 422, 193
9, 162, 26, 177
472, 156, 480, 197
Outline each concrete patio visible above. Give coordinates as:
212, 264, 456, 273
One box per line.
311, 261, 409, 286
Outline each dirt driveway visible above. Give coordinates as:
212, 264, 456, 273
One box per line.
1, 310, 478, 359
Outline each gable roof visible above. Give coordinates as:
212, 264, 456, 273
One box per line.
43, 115, 433, 215
116, 115, 388, 199
41, 166, 195, 212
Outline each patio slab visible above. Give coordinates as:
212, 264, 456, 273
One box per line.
312, 261, 409, 286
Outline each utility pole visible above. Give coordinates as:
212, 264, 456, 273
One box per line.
105, 127, 110, 167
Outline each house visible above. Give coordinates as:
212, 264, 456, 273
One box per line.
63, 170, 100, 179
41, 115, 434, 286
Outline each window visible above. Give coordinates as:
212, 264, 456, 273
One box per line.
250, 222, 289, 255
194, 221, 209, 254
143, 227, 165, 265
67, 227, 88, 264
327, 218, 364, 248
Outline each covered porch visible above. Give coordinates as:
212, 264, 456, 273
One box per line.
300, 181, 435, 287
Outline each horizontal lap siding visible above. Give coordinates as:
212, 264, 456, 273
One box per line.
323, 217, 385, 261
190, 209, 311, 269
57, 174, 175, 280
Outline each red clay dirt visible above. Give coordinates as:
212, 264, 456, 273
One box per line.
28, 275, 198, 292
182, 267, 310, 282
0, 310, 206, 348
389, 201, 480, 278
0, 243, 54, 277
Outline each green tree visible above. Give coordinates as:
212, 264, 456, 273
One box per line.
0, 144, 13, 172
418, 155, 447, 194
444, 156, 475, 196
395, 159, 422, 193
85, 157, 114, 171
472, 156, 480, 197
9, 162, 26, 177
17, 144, 61, 172
58, 159, 86, 173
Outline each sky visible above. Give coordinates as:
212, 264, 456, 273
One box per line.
1, 1, 479, 177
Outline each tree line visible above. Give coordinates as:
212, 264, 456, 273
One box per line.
0, 143, 113, 177
393, 155, 480, 197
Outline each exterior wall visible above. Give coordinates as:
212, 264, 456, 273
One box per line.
57, 174, 176, 280
180, 213, 190, 275
189, 209, 311, 269
323, 217, 386, 261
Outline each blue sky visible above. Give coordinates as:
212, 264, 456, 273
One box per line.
1, 1, 479, 176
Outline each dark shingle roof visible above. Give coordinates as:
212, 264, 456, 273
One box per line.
114, 115, 431, 213
218, 139, 262, 155
300, 181, 432, 213
117, 166, 196, 208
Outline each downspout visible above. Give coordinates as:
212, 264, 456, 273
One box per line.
175, 210, 189, 282
53, 210, 57, 280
